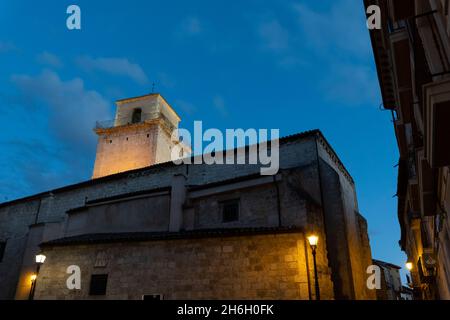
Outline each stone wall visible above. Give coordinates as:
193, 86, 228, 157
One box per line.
92, 124, 159, 179
373, 261, 401, 300
65, 194, 171, 237
317, 137, 377, 300
356, 213, 376, 299
0, 200, 38, 299
318, 158, 354, 299
1, 137, 318, 299
192, 184, 281, 229
0, 132, 375, 300
34, 232, 334, 300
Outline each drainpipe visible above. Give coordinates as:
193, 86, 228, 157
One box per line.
169, 174, 187, 232
314, 136, 326, 217
34, 198, 42, 225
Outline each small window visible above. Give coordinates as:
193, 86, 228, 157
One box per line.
221, 200, 239, 223
0, 241, 6, 262
89, 274, 108, 295
131, 108, 142, 124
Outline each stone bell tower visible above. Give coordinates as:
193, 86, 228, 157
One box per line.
92, 93, 186, 179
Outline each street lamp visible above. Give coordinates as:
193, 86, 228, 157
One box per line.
307, 234, 320, 300
405, 261, 413, 271
36, 254, 46, 265
28, 253, 46, 300
405, 261, 414, 292
28, 274, 37, 300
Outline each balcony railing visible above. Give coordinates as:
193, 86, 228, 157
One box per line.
94, 111, 176, 132
94, 112, 160, 130
95, 119, 115, 129
406, 18, 433, 107
407, 10, 450, 79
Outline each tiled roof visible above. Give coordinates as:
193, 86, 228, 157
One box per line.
0, 129, 323, 208
40, 226, 303, 247
372, 259, 402, 270
0, 128, 355, 208
188, 173, 266, 191
66, 186, 171, 214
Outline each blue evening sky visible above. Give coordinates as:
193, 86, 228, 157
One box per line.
0, 1, 406, 278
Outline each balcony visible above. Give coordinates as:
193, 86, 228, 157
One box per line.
402, 10, 450, 168
417, 251, 437, 284
94, 111, 175, 133
419, 156, 437, 216
406, 17, 433, 108
408, 182, 421, 213
423, 79, 450, 167
95, 119, 116, 130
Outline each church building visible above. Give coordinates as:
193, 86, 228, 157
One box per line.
0, 93, 376, 300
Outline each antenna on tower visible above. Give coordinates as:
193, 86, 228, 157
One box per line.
151, 82, 156, 93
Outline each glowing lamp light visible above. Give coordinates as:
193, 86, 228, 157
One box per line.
307, 233, 321, 300
35, 254, 46, 265
30, 274, 37, 282
307, 235, 319, 247
405, 262, 413, 271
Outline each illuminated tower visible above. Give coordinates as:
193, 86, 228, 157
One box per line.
92, 93, 185, 179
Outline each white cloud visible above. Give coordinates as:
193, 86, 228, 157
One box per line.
11, 70, 111, 151
256, 18, 308, 69
277, 55, 305, 68
175, 99, 197, 115
258, 19, 290, 52
0, 41, 16, 53
213, 95, 228, 117
6, 70, 112, 195
322, 63, 378, 106
293, 0, 370, 59
37, 51, 62, 68
76, 56, 149, 85
179, 16, 202, 36
289, 0, 377, 106
158, 72, 175, 88
0, 139, 66, 198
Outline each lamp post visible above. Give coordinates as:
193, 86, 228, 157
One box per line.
28, 274, 37, 300
405, 260, 421, 299
405, 261, 413, 287
405, 261, 414, 288
307, 234, 320, 300
405, 261, 413, 273
29, 253, 46, 300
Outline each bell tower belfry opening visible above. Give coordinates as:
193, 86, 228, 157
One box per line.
92, 93, 187, 179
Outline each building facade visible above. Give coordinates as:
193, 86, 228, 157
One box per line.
365, 0, 450, 299
400, 285, 414, 300
0, 94, 376, 300
373, 259, 402, 300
